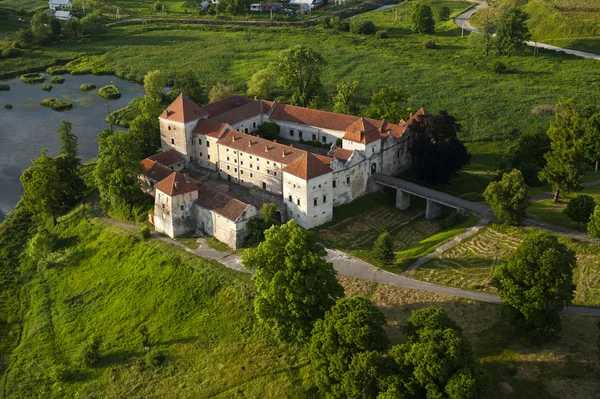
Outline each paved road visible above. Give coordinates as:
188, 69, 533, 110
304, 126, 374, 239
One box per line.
455, 1, 600, 61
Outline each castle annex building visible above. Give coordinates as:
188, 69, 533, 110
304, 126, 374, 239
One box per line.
142, 94, 426, 248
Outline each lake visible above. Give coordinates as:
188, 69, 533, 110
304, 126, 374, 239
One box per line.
0, 74, 144, 222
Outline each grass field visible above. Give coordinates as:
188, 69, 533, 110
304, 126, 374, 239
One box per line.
471, 0, 600, 53
0, 0, 46, 13
315, 191, 478, 271
1, 0, 599, 142
413, 224, 600, 306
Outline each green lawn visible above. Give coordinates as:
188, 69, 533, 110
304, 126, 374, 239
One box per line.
1, 0, 599, 142
0, 0, 46, 13
413, 223, 600, 306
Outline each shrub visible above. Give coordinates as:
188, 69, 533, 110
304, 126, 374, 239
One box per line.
20, 72, 45, 83
423, 39, 436, 49
138, 225, 151, 241
80, 83, 96, 91
0, 84, 9, 91
439, 212, 465, 230
437, 6, 451, 21
46, 65, 68, 75
375, 30, 388, 39
41, 98, 73, 111
76, 336, 102, 367
42, 84, 53, 92
256, 122, 280, 141
50, 76, 65, 84
4, 104, 13, 110
330, 16, 349, 32
565, 194, 596, 225
372, 230, 395, 265
144, 350, 167, 369
493, 61, 508, 74
98, 85, 121, 99
350, 19, 376, 35
2, 47, 20, 58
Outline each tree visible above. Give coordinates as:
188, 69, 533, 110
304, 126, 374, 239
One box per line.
216, 0, 250, 14
437, 6, 451, 21
469, 16, 496, 56
564, 195, 596, 226
256, 121, 280, 141
493, 232, 575, 339
58, 120, 79, 159
366, 86, 406, 124
510, 126, 550, 186
247, 68, 272, 99
30, 11, 52, 44
539, 99, 586, 203
373, 230, 395, 265
484, 169, 530, 225
309, 297, 389, 398
20, 149, 62, 225
260, 202, 278, 229
129, 114, 161, 159
80, 11, 106, 34
350, 19, 376, 35
496, 7, 531, 56
209, 83, 236, 104
410, 3, 435, 34
583, 113, 600, 171
332, 81, 360, 115
271, 45, 324, 107
242, 220, 344, 342
142, 70, 166, 105
408, 110, 471, 185
587, 205, 600, 240
50, 18, 62, 37
94, 130, 144, 215
56, 121, 85, 209
174, 71, 206, 104
390, 307, 487, 399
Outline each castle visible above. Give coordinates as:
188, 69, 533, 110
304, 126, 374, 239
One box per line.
142, 94, 425, 248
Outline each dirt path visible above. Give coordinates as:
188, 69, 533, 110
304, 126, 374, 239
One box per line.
455, 1, 600, 60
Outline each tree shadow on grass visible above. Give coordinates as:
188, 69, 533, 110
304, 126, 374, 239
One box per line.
98, 349, 141, 368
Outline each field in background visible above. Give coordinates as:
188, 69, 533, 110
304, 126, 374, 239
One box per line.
412, 224, 600, 306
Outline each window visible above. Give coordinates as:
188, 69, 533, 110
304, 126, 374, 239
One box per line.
249, 155, 253, 160
198, 138, 202, 145
161, 203, 165, 209
240, 161, 244, 165
346, 176, 351, 184
333, 180, 337, 188
274, 171, 277, 176
372, 147, 375, 154
190, 156, 194, 162
257, 166, 260, 171
250, 164, 253, 169
299, 131, 303, 139
267, 161, 270, 165
199, 152, 203, 157
234, 168, 237, 172
227, 148, 229, 152
240, 152, 244, 157
244, 128, 248, 133
250, 173, 253, 177
234, 159, 237, 163
323, 195, 327, 203
262, 182, 267, 190
322, 136, 326, 143
170, 138, 175, 145
290, 129, 294, 136
297, 198, 301, 206
180, 205, 184, 210
227, 165, 230, 170
256, 158, 260, 162
313, 198, 318, 206
319, 184, 321, 188
227, 156, 230, 161
253, 122, 256, 128
207, 141, 210, 147
288, 195, 292, 202
234, 151, 237, 154
208, 154, 211, 160
241, 170, 244, 175
312, 133, 317, 141
396, 150, 401, 158
267, 169, 271, 175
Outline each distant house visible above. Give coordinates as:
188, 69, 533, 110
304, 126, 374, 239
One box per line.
200, 1, 210, 10
289, 0, 314, 7
48, 0, 72, 10
270, 3, 283, 11
250, 3, 262, 12
54, 10, 73, 21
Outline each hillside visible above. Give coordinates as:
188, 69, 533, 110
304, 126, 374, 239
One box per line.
472, 0, 600, 53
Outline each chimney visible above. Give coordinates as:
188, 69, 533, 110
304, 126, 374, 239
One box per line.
254, 96, 258, 100
232, 136, 236, 142
264, 145, 268, 153
290, 144, 294, 148
174, 181, 179, 191
282, 150, 286, 158
248, 141, 252, 147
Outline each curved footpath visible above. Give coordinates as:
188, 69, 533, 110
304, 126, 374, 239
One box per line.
455, 1, 600, 61
91, 201, 600, 317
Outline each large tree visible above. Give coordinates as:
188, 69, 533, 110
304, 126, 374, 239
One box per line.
20, 149, 62, 225
410, 3, 435, 34
55, 121, 85, 209
496, 7, 531, 56
247, 68, 272, 99
208, 83, 236, 104
484, 169, 530, 225
271, 44, 324, 107
510, 126, 551, 186
564, 194, 596, 226
493, 232, 575, 339
332, 80, 360, 115
583, 112, 600, 172
408, 110, 471, 185
587, 205, 600, 240
309, 296, 390, 398
242, 220, 344, 343
174, 71, 206, 104
94, 130, 144, 214
389, 307, 487, 399
539, 98, 586, 203
366, 86, 406, 124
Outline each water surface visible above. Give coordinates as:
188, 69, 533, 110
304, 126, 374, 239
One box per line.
0, 74, 143, 222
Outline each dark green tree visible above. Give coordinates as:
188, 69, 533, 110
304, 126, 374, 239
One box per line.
80, 11, 106, 34
510, 126, 551, 186
493, 232, 576, 339
496, 7, 531, 56
408, 110, 471, 185
20, 149, 62, 225
56, 121, 85, 209
587, 205, 600, 240
58, 120, 78, 159
539, 98, 586, 203
583, 113, 600, 172
50, 18, 62, 37
332, 81, 360, 115
271, 45, 325, 107
366, 86, 406, 124
564, 194, 596, 226
350, 19, 376, 35
484, 169, 530, 225
247, 68, 272, 100
30, 11, 52, 44
309, 296, 389, 398
437, 6, 451, 21
242, 220, 344, 342
94, 131, 144, 215
174, 71, 206, 104
260, 202, 278, 228
410, 3, 435, 34
256, 122, 280, 141
389, 307, 487, 399
373, 230, 395, 265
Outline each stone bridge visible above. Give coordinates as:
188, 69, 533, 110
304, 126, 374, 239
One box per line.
370, 174, 491, 219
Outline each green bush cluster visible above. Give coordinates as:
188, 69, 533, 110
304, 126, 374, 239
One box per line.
4, 104, 13, 110
138, 225, 151, 241
298, 138, 331, 149
98, 85, 121, 99
66, 56, 116, 76
46, 65, 68, 75
1, 47, 21, 59
42, 84, 52, 92
0, 84, 9, 91
375, 30, 388, 39
423, 39, 436, 49
80, 83, 97, 92
493, 61, 508, 74
350, 19, 376, 35
20, 73, 45, 83
41, 98, 73, 111
50, 76, 65, 84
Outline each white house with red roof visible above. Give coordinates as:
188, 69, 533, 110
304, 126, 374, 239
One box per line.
145, 94, 423, 240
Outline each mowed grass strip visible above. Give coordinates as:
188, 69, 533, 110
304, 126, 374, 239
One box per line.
413, 223, 600, 306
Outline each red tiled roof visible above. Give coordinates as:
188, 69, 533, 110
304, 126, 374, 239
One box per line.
201, 95, 254, 118
141, 158, 155, 173
196, 185, 250, 222
269, 103, 361, 132
144, 161, 174, 183
283, 152, 332, 180
217, 129, 305, 165
331, 147, 353, 162
154, 172, 201, 196
148, 149, 185, 167
159, 94, 207, 123
211, 100, 266, 125
343, 117, 382, 144
193, 119, 229, 138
